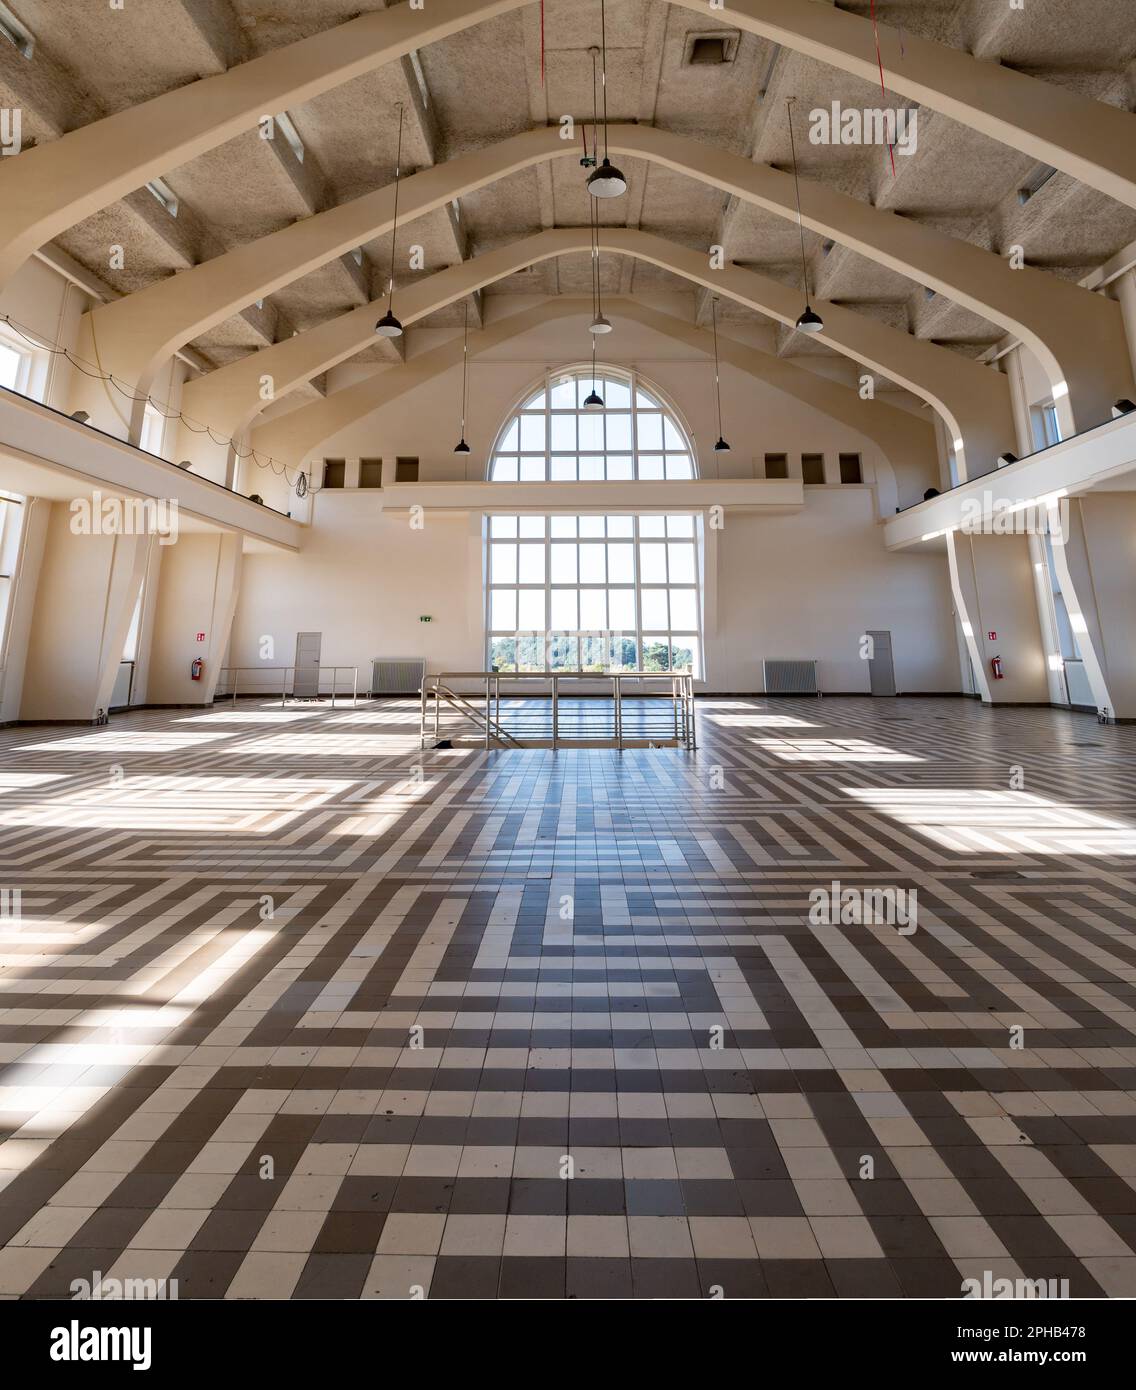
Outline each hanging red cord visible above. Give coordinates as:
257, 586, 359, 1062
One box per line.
870, 0, 897, 178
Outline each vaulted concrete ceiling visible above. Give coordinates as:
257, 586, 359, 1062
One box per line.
2, 0, 1134, 417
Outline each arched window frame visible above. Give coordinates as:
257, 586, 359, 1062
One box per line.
487, 363, 700, 482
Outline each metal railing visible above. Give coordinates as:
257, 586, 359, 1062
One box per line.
421, 670, 696, 751
216, 665, 359, 708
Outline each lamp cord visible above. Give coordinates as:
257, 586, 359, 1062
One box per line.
712, 297, 724, 438
387, 103, 404, 314
0, 312, 319, 493
786, 98, 811, 306
460, 300, 469, 435
590, 47, 599, 165
600, 0, 610, 160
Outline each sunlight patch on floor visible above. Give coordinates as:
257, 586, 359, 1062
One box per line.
845, 787, 1136, 855
755, 737, 922, 763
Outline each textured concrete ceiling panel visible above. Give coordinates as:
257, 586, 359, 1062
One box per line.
870, 114, 1032, 218
166, 131, 313, 243
635, 165, 728, 242
269, 262, 369, 332
417, 13, 532, 155
7, 0, 1132, 401
962, 0, 1136, 69
56, 206, 190, 296
12, 0, 233, 112
358, 207, 463, 285
544, 0, 650, 59
652, 29, 774, 151
460, 167, 544, 248
992, 178, 1136, 275
724, 206, 814, 271
489, 262, 560, 296
614, 259, 701, 297
227, 0, 388, 52
291, 69, 432, 198
192, 311, 272, 360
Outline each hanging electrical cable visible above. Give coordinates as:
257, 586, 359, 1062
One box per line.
454, 300, 471, 454
787, 99, 824, 334
375, 103, 406, 338
587, 0, 627, 198
589, 187, 613, 335
0, 311, 321, 496
711, 297, 730, 452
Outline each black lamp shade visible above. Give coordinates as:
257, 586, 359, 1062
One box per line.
454, 437, 471, 455
587, 158, 627, 198
795, 305, 824, 333
375, 310, 404, 338
714, 437, 731, 453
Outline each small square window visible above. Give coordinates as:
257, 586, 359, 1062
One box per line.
839, 452, 863, 484
359, 459, 383, 488
395, 457, 419, 483
801, 453, 825, 485
764, 453, 789, 479
322, 459, 345, 489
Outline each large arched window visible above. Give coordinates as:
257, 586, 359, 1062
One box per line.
488, 365, 697, 481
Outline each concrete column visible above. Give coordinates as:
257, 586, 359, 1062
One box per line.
1048, 493, 1136, 721
1002, 347, 1036, 458
19, 501, 152, 722
1026, 530, 1067, 706
146, 532, 244, 707
1115, 269, 1136, 384
0, 496, 49, 724
946, 530, 1049, 705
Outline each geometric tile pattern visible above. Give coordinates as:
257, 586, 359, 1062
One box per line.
1, 697, 1135, 1299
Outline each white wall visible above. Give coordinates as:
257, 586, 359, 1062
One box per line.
0, 256, 93, 412
709, 489, 957, 692
242, 298, 914, 511
231, 485, 957, 695
231, 500, 484, 688
228, 307, 958, 695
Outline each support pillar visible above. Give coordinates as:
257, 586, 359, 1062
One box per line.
946, 530, 1049, 705
146, 532, 244, 707
19, 501, 152, 721
1048, 494, 1136, 721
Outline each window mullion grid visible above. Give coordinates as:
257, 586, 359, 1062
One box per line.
631, 368, 640, 481
491, 513, 702, 678
544, 369, 551, 481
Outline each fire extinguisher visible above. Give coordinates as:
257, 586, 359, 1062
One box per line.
190, 657, 204, 681
990, 654, 1004, 681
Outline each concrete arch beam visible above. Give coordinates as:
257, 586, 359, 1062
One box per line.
87, 126, 1130, 441
245, 296, 937, 508
0, 0, 529, 288
670, 0, 1136, 211
1, 0, 1134, 296
180, 228, 1013, 479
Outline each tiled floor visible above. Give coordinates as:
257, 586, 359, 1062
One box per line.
1, 695, 1135, 1300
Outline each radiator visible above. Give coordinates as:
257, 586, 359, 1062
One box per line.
370, 657, 426, 696
763, 659, 820, 695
